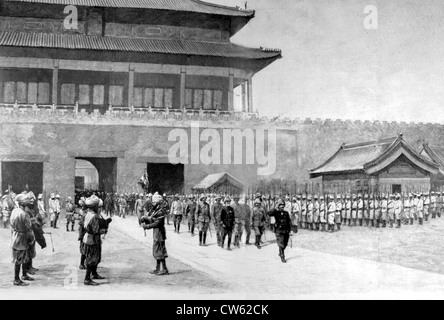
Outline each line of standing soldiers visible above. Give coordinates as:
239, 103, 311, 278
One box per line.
292, 191, 443, 230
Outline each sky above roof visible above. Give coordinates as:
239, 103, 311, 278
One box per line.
211, 0, 444, 123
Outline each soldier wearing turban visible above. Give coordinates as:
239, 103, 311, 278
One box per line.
82, 195, 111, 286
10, 193, 34, 286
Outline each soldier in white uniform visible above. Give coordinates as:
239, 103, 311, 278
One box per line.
368, 194, 375, 228
319, 195, 326, 232
408, 193, 415, 225
291, 197, 300, 234
417, 194, 424, 225
300, 195, 307, 229
335, 195, 343, 231
357, 194, 364, 227
394, 194, 403, 229
424, 192, 430, 222
351, 194, 358, 226
431, 192, 437, 219
345, 195, 352, 226
374, 195, 381, 228
363, 194, 370, 227
306, 195, 314, 231
380, 194, 388, 228
327, 195, 336, 233
313, 195, 320, 231
387, 194, 395, 228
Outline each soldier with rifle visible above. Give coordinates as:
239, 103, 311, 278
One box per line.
319, 195, 326, 232
369, 194, 375, 228
417, 193, 425, 225
335, 195, 343, 231
431, 191, 437, 219
380, 194, 388, 228
313, 195, 320, 231
351, 194, 358, 227
374, 194, 381, 228
424, 192, 431, 222
345, 195, 352, 226
364, 194, 370, 227
327, 194, 336, 233
394, 193, 403, 229
387, 194, 395, 228
300, 195, 307, 229
357, 194, 364, 227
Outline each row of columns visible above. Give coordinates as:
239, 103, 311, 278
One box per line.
50, 61, 253, 112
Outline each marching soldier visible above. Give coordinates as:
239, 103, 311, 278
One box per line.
268, 198, 291, 263
196, 195, 211, 246
252, 198, 267, 249
211, 195, 224, 246
306, 195, 314, 231
141, 193, 169, 277
66, 196, 75, 232
319, 195, 327, 232
357, 194, 364, 227
242, 196, 252, 245
388, 194, 395, 228
351, 194, 358, 226
185, 195, 197, 236
269, 196, 276, 232
170, 194, 184, 234
335, 195, 343, 231
394, 194, 403, 229
220, 196, 235, 251
327, 194, 336, 233
313, 195, 320, 231
118, 194, 127, 219
232, 195, 243, 247
300, 195, 307, 229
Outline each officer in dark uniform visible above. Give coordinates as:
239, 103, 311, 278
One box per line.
268, 198, 291, 263
220, 197, 235, 251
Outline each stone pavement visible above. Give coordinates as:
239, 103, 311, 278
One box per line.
114, 216, 444, 299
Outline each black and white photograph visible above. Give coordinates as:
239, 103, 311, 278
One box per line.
1, 0, 444, 302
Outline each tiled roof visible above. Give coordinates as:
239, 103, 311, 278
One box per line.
193, 172, 245, 190
421, 144, 444, 169
0, 32, 282, 60
310, 135, 439, 176
310, 137, 398, 175
4, 0, 255, 17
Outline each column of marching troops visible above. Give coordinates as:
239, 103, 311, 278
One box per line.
2, 187, 443, 287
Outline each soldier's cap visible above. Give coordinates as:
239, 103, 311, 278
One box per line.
139, 193, 144, 197
314, 195, 319, 199
302, 194, 307, 199
396, 194, 401, 198
358, 194, 362, 198
277, 198, 285, 206
233, 195, 240, 200
352, 194, 357, 198
85, 195, 103, 208
254, 198, 262, 205
346, 195, 350, 199
174, 194, 180, 199
307, 195, 312, 200
364, 194, 369, 199
38, 194, 43, 199
320, 195, 325, 200
409, 193, 413, 197
50, 193, 55, 198
296, 195, 302, 199
329, 194, 334, 199
67, 196, 72, 201
336, 194, 342, 199
215, 195, 222, 200
224, 196, 231, 203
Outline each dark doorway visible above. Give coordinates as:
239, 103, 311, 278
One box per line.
2, 162, 43, 195
147, 163, 184, 194
392, 184, 402, 194
75, 158, 117, 193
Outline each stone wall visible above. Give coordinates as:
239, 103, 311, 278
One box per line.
2, 106, 444, 201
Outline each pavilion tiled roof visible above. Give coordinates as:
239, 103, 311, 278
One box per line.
0, 32, 282, 60
192, 172, 245, 191
3, 0, 255, 17
310, 135, 439, 177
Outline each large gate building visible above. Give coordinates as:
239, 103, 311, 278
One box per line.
0, 0, 281, 197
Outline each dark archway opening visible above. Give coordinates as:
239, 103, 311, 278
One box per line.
147, 163, 184, 195
75, 157, 117, 194
2, 162, 43, 195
